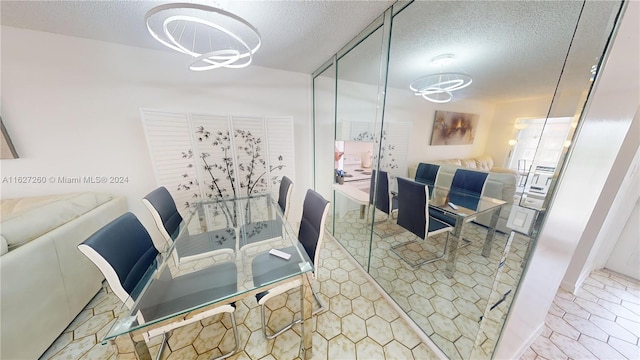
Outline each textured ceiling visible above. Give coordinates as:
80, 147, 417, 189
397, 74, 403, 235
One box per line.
0, 0, 394, 74
0, 1, 623, 103
337, 1, 622, 103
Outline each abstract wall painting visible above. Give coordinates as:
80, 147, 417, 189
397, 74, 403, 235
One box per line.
430, 111, 479, 145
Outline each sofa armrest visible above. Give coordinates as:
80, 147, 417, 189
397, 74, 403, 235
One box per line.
1, 237, 70, 360
54, 196, 127, 312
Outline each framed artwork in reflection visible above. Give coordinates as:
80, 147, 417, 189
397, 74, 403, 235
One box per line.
430, 111, 479, 145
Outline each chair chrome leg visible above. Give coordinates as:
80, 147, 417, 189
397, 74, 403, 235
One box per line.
213, 312, 239, 360
298, 283, 305, 358
155, 332, 167, 360
261, 302, 302, 340
458, 237, 473, 248
311, 286, 326, 315
390, 233, 449, 267
261, 282, 325, 339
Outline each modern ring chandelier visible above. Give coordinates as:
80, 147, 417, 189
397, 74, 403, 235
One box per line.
145, 3, 261, 71
409, 54, 472, 103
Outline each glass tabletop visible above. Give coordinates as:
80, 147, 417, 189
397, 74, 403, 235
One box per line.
104, 194, 312, 341
393, 177, 506, 218
429, 185, 506, 218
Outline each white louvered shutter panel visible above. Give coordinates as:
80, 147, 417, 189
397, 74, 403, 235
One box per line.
350, 121, 375, 141
382, 121, 412, 177
140, 110, 197, 217
266, 116, 295, 198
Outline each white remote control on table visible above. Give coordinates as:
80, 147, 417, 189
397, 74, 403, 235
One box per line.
269, 249, 291, 260
448, 202, 458, 210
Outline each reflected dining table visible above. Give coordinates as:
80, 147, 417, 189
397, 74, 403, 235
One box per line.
104, 194, 315, 359
390, 178, 506, 278
427, 185, 506, 278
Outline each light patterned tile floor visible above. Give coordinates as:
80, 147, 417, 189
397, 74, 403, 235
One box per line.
521, 269, 640, 360
330, 208, 527, 359
330, 207, 640, 360
39, 235, 439, 360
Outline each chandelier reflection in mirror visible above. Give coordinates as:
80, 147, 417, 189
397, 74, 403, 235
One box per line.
409, 54, 472, 103
145, 3, 261, 71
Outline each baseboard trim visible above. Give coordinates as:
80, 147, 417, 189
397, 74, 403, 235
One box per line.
326, 231, 449, 360
502, 321, 545, 360
560, 271, 588, 294
560, 280, 578, 294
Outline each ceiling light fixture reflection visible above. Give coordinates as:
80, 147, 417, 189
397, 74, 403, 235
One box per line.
145, 3, 261, 71
409, 54, 472, 103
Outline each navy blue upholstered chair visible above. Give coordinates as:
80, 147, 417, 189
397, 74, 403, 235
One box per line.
78, 212, 239, 360
239, 176, 293, 254
251, 189, 330, 339
415, 163, 440, 196
143, 186, 236, 263
369, 169, 398, 219
429, 168, 490, 228
449, 169, 489, 211
392, 178, 453, 267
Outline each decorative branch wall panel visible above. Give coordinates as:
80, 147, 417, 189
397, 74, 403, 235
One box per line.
231, 116, 269, 198
266, 116, 295, 197
141, 111, 296, 220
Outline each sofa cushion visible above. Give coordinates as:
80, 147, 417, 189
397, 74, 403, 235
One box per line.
442, 158, 462, 166
1, 192, 113, 252
475, 155, 494, 171
460, 158, 478, 169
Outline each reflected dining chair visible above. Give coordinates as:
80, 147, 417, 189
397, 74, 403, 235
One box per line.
430, 168, 489, 248
143, 186, 236, 263
392, 177, 454, 267
448, 168, 489, 211
78, 212, 239, 360
370, 169, 404, 237
239, 176, 293, 255
414, 163, 440, 196
369, 169, 398, 220
251, 189, 330, 339
430, 168, 490, 225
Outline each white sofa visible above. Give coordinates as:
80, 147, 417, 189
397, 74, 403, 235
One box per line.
429, 154, 508, 173
408, 160, 517, 233
1, 192, 127, 360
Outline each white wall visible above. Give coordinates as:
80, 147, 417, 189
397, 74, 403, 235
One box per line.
606, 198, 640, 279
563, 113, 640, 288
383, 85, 496, 166
332, 79, 497, 173
0, 26, 312, 236
485, 91, 586, 168
494, 1, 640, 358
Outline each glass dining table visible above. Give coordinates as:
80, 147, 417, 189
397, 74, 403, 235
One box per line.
104, 194, 315, 359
